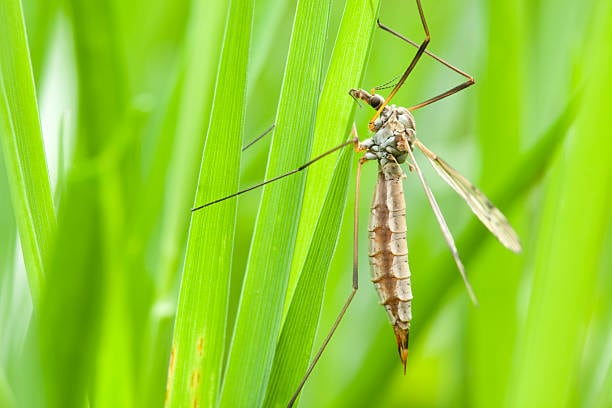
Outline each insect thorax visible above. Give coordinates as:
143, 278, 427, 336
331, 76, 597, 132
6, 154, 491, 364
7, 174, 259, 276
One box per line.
361, 105, 416, 166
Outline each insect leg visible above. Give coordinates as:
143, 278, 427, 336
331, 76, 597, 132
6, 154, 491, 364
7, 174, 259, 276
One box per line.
288, 126, 366, 407
376, 17, 474, 111
192, 137, 358, 211
241, 123, 275, 151
369, 0, 430, 128
406, 146, 479, 305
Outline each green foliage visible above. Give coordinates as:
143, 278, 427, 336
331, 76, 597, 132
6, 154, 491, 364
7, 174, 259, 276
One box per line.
0, 0, 55, 308
1, 0, 611, 407
166, 0, 247, 406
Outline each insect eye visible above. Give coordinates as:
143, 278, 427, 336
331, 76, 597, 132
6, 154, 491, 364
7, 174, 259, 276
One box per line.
370, 95, 383, 109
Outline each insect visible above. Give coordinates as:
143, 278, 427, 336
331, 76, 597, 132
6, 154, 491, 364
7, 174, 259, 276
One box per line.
193, 0, 521, 405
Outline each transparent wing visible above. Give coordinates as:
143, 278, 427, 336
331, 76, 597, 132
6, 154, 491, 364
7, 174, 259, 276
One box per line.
413, 138, 522, 253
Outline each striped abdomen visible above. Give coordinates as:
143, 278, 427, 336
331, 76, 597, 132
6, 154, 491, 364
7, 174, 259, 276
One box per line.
368, 161, 412, 370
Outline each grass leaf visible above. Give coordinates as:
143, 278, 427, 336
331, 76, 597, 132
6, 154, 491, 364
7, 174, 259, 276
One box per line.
508, 1, 612, 405
285, 0, 381, 309
217, 0, 331, 406
264, 144, 353, 406
0, 0, 55, 307
166, 0, 252, 407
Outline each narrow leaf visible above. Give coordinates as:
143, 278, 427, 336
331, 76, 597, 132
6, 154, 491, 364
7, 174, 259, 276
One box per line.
0, 0, 55, 307
166, 0, 252, 407
218, 0, 331, 406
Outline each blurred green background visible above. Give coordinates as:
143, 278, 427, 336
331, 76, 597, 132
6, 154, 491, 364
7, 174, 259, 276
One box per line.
1, 0, 611, 407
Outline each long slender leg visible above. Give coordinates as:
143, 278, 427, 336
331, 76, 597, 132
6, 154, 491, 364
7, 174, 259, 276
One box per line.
376, 20, 475, 111
242, 123, 275, 151
406, 146, 478, 305
369, 0, 430, 129
287, 150, 368, 407
192, 137, 358, 211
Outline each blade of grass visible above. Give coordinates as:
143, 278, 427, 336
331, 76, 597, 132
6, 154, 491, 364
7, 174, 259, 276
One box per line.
156, 0, 229, 297
477, 0, 522, 184
263, 0, 381, 404
0, 0, 56, 308
264, 143, 353, 406
66, 1, 141, 405
142, 0, 229, 404
20, 0, 58, 84
579, 225, 612, 408
508, 1, 612, 405
39, 0, 130, 406
0, 368, 17, 408
0, 149, 17, 364
217, 0, 331, 405
468, 2, 525, 405
0, 107, 18, 372
165, 0, 252, 406
285, 0, 381, 312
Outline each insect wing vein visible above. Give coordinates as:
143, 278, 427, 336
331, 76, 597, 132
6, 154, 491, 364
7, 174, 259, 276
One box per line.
414, 139, 522, 253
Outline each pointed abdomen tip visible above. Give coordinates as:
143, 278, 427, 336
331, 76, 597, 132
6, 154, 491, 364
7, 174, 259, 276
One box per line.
393, 326, 409, 374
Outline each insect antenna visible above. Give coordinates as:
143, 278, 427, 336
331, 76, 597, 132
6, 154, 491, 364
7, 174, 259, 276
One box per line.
373, 73, 402, 91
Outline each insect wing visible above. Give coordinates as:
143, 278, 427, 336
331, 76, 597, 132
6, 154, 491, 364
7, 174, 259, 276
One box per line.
413, 139, 522, 253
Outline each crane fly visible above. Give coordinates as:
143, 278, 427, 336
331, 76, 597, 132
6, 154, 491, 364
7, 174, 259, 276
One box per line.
192, 0, 521, 405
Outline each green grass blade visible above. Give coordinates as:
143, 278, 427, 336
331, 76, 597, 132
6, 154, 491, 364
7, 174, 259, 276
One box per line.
218, 0, 331, 406
0, 140, 17, 362
0, 0, 55, 307
0, 367, 16, 408
462, 94, 581, 407
285, 0, 381, 312
262, 0, 381, 404
39, 0, 131, 406
477, 2, 522, 182
508, 1, 612, 405
264, 144, 353, 407
141, 1, 229, 403
165, 0, 252, 407
155, 0, 230, 296
469, 4, 525, 403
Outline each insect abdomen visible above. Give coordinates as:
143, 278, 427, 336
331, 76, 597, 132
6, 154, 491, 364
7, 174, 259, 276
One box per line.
368, 161, 412, 370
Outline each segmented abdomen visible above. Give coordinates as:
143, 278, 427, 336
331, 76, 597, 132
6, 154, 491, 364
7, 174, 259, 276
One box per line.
368, 161, 412, 366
